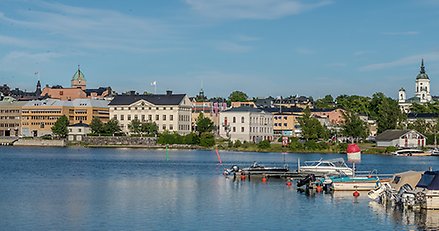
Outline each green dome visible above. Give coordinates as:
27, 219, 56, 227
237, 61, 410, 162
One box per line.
72, 66, 86, 81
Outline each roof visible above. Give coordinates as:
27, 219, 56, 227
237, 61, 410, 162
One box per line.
72, 67, 86, 81
407, 113, 439, 119
416, 59, 429, 80
23, 98, 109, 107
0, 101, 27, 107
375, 129, 425, 141
262, 107, 303, 113
108, 94, 186, 106
85, 87, 111, 96
223, 106, 265, 113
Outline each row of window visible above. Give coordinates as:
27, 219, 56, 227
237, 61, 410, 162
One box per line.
229, 126, 272, 133
274, 123, 288, 126
116, 114, 175, 121
0, 123, 19, 128
23, 110, 62, 114
274, 116, 288, 120
25, 116, 60, 120
224, 116, 272, 125
0, 110, 20, 113
0, 116, 20, 120
113, 106, 174, 111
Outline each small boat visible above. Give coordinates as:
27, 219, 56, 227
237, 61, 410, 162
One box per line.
415, 171, 439, 210
298, 158, 354, 176
322, 175, 382, 191
430, 148, 439, 156
223, 162, 289, 177
367, 171, 422, 201
392, 149, 431, 156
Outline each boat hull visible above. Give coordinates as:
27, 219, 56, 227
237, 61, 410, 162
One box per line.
422, 191, 439, 210
332, 181, 379, 191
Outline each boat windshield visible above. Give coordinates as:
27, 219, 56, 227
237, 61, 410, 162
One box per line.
303, 158, 347, 168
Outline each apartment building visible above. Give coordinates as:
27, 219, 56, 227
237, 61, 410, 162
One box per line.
0, 101, 27, 137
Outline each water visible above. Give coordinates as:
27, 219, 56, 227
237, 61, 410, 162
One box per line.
0, 147, 438, 231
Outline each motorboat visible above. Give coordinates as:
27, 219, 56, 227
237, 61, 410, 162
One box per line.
223, 162, 289, 177
430, 148, 439, 156
415, 171, 439, 210
298, 158, 354, 176
392, 149, 431, 156
367, 171, 422, 200
322, 175, 382, 191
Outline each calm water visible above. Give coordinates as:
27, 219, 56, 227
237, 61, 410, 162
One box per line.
1, 147, 438, 231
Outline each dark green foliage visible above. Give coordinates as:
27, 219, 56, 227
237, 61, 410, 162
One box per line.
298, 107, 329, 140
141, 122, 158, 136
369, 92, 404, 133
183, 132, 200, 145
51, 115, 69, 138
228, 91, 248, 102
103, 119, 122, 135
233, 140, 242, 148
196, 113, 215, 135
90, 117, 104, 135
288, 138, 304, 151
200, 132, 215, 147
385, 146, 398, 153
341, 110, 369, 141
257, 140, 271, 149
128, 118, 142, 135
336, 95, 371, 115
315, 95, 335, 109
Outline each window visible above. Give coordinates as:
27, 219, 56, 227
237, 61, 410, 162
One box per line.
241, 127, 244, 132
120, 115, 124, 120
113, 115, 117, 120
163, 115, 166, 121
163, 107, 166, 110
170, 107, 173, 110
142, 115, 145, 121
78, 129, 82, 132
128, 115, 131, 121
241, 117, 244, 123
162, 124, 166, 130
232, 127, 236, 132
156, 115, 159, 120
170, 125, 173, 130
233, 117, 236, 123
170, 115, 173, 121
134, 115, 138, 120
149, 115, 152, 121
128, 107, 131, 110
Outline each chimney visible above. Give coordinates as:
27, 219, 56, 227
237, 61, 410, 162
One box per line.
166, 90, 172, 96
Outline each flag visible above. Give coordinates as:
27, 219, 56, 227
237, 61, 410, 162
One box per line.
34, 72, 39, 75
151, 81, 157, 86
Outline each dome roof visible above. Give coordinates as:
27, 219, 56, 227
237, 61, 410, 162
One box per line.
72, 66, 86, 81
416, 59, 429, 80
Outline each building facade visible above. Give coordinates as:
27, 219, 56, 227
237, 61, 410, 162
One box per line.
21, 99, 109, 137
0, 101, 27, 137
375, 129, 426, 148
109, 91, 192, 135
398, 60, 432, 112
219, 107, 273, 143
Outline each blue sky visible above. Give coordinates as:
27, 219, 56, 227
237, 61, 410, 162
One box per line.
1, 0, 439, 99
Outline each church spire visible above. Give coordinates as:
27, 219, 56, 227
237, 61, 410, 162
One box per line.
420, 59, 425, 74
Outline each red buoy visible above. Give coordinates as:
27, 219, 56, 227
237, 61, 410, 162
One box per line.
262, 177, 267, 183
240, 174, 246, 180
316, 185, 323, 192
353, 191, 360, 197
286, 181, 292, 187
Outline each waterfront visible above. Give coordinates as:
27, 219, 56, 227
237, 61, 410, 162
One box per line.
1, 147, 438, 230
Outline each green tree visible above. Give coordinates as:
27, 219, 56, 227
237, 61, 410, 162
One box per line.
336, 95, 371, 115
103, 119, 122, 135
228, 91, 248, 102
315, 95, 335, 109
128, 118, 142, 135
51, 115, 69, 138
257, 140, 271, 149
407, 119, 431, 135
199, 132, 215, 147
196, 113, 215, 135
369, 92, 403, 133
298, 107, 329, 140
341, 110, 369, 142
183, 132, 200, 145
90, 117, 104, 135
141, 122, 158, 136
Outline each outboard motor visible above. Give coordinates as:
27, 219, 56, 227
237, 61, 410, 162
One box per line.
297, 174, 316, 187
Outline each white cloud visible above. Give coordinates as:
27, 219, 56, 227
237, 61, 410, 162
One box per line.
359, 52, 439, 71
0, 1, 175, 53
185, 0, 333, 20
216, 41, 252, 53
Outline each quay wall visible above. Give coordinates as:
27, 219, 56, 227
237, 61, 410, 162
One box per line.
82, 136, 157, 146
14, 138, 66, 147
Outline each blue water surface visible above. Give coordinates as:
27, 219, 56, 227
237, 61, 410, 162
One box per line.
0, 146, 438, 231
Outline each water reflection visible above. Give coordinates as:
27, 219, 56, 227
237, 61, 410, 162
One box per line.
369, 201, 439, 230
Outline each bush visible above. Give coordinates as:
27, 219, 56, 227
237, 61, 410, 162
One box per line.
257, 140, 271, 149
200, 132, 215, 147
234, 140, 242, 148
289, 138, 304, 151
385, 146, 398, 153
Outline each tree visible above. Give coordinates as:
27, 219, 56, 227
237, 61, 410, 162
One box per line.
141, 122, 158, 136
298, 107, 329, 140
407, 119, 431, 135
51, 115, 69, 138
228, 91, 248, 102
128, 118, 142, 135
336, 95, 371, 115
369, 92, 404, 133
341, 111, 369, 142
196, 113, 215, 135
103, 119, 122, 135
90, 117, 104, 135
257, 140, 271, 149
199, 132, 215, 147
315, 95, 335, 109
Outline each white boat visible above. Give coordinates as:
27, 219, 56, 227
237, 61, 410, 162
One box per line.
392, 149, 431, 156
416, 171, 439, 210
298, 158, 353, 176
430, 148, 439, 156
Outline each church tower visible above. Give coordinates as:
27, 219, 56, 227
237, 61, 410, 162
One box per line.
415, 59, 431, 103
398, 87, 406, 103
35, 80, 42, 96
71, 65, 87, 90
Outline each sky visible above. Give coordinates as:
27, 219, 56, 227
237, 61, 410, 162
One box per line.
1, 0, 439, 100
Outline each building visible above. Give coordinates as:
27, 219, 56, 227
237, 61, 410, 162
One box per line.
41, 66, 112, 100
375, 129, 426, 148
0, 101, 27, 137
21, 98, 109, 137
311, 108, 345, 126
109, 91, 192, 135
231, 101, 256, 108
272, 112, 301, 137
219, 107, 273, 143
398, 60, 433, 113
68, 122, 91, 142
191, 100, 227, 133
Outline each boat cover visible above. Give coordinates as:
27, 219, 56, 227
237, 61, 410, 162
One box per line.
416, 171, 439, 190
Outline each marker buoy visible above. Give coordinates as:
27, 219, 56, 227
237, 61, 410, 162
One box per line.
262, 177, 267, 183
240, 174, 246, 180
316, 185, 323, 192
353, 191, 360, 197
286, 181, 292, 187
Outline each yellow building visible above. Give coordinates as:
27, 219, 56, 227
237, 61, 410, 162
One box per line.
21, 99, 109, 137
272, 112, 302, 137
0, 101, 27, 137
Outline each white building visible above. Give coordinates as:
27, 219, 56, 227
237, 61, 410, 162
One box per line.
109, 91, 192, 135
68, 122, 91, 142
219, 107, 273, 143
399, 59, 432, 112
375, 129, 426, 148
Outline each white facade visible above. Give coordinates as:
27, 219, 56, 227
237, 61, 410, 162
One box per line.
219, 107, 273, 143
68, 124, 91, 141
376, 130, 426, 148
109, 94, 192, 135
398, 60, 432, 112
